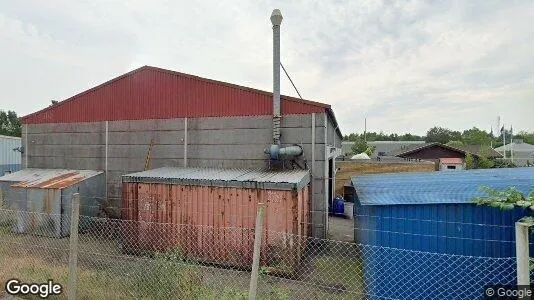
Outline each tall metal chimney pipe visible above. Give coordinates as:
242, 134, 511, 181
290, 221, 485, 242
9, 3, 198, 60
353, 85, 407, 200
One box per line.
271, 9, 283, 145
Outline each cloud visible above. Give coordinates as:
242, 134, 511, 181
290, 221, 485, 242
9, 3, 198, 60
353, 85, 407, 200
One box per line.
0, 0, 532, 136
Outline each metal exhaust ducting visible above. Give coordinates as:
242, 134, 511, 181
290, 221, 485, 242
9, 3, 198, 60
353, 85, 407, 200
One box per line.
265, 144, 303, 161
265, 9, 302, 162
271, 9, 282, 145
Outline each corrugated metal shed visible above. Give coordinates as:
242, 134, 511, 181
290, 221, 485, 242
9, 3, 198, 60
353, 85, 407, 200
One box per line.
122, 167, 310, 190
0, 168, 105, 238
20, 66, 342, 138
1, 168, 103, 188
0, 135, 21, 175
351, 167, 534, 205
121, 166, 310, 271
352, 167, 534, 299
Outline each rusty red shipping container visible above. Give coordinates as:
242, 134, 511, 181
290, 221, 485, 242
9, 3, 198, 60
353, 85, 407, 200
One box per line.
121, 167, 310, 272
21, 66, 330, 124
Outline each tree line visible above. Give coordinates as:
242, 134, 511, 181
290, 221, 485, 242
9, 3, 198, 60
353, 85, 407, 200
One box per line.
344, 126, 534, 147
0, 110, 21, 137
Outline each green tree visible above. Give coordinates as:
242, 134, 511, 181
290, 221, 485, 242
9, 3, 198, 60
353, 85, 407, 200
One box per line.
515, 131, 534, 145
344, 131, 425, 142
446, 140, 464, 148
351, 138, 368, 154
365, 144, 376, 157
465, 153, 475, 169
425, 127, 461, 144
461, 127, 491, 145
477, 148, 495, 169
473, 186, 534, 210
399, 133, 425, 141
0, 110, 21, 137
343, 133, 361, 141
473, 186, 534, 269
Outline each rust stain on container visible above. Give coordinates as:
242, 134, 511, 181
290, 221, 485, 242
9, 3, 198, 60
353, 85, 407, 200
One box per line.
122, 182, 310, 271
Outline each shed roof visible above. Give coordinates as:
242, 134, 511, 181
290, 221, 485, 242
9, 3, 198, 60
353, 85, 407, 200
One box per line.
494, 142, 534, 152
20, 66, 342, 138
393, 142, 503, 158
122, 167, 310, 190
0, 168, 103, 189
351, 167, 534, 205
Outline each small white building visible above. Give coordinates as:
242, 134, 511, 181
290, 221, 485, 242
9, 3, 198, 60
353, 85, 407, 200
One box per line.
439, 157, 464, 171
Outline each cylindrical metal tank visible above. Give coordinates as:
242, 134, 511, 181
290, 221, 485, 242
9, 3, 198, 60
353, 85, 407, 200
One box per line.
121, 167, 310, 273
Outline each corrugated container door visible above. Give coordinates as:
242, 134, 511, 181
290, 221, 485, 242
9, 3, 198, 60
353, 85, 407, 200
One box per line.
121, 182, 139, 252
137, 183, 155, 252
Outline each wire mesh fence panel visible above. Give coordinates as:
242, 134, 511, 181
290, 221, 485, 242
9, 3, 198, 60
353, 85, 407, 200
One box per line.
257, 228, 521, 300
0, 208, 525, 300
0, 209, 70, 298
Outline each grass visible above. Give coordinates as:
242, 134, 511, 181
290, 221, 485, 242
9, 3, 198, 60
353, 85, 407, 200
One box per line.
312, 256, 363, 291
0, 224, 365, 299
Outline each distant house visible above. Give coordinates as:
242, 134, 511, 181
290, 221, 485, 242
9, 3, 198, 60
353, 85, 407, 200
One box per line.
394, 142, 502, 170
494, 139, 534, 166
341, 140, 426, 157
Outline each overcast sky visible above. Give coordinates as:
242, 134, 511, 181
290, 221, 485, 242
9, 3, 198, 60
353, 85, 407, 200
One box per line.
0, 0, 532, 135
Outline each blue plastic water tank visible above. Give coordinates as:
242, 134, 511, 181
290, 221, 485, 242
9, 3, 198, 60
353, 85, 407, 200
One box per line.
333, 197, 345, 216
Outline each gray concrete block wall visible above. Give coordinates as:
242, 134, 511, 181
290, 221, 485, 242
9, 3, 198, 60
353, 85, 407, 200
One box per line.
22, 112, 335, 238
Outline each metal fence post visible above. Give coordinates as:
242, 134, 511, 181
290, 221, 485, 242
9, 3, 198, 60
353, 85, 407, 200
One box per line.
68, 193, 80, 300
249, 202, 265, 300
515, 221, 530, 286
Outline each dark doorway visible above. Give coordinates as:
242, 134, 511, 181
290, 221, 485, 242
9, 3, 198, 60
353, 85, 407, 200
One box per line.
328, 158, 333, 211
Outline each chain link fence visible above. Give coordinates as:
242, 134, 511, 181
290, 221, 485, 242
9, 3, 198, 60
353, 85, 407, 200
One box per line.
0, 200, 526, 299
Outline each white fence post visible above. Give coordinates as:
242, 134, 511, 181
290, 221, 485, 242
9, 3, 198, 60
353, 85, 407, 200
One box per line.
68, 193, 80, 300
515, 221, 530, 286
249, 202, 266, 300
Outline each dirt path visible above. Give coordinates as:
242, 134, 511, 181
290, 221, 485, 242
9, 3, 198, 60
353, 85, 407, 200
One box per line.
327, 216, 354, 242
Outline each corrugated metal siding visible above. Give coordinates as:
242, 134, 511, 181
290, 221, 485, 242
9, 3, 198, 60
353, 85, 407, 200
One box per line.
21, 66, 327, 124
352, 167, 534, 299
355, 202, 529, 299
352, 167, 534, 205
355, 203, 532, 256
122, 167, 310, 190
0, 164, 21, 176
0, 169, 103, 188
121, 182, 309, 271
1, 171, 104, 238
0, 135, 21, 167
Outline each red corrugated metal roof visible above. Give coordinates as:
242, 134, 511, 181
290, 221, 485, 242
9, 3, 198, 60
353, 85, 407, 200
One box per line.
21, 66, 332, 124
440, 158, 463, 164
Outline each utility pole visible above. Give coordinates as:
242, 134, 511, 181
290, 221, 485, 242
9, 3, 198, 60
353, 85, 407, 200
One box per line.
364, 117, 367, 142
502, 124, 506, 159
510, 125, 514, 163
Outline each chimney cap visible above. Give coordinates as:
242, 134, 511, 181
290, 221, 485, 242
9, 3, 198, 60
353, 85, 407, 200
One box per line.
271, 9, 283, 26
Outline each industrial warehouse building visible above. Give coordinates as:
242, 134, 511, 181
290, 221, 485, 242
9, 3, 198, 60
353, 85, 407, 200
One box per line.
19, 66, 342, 237
0, 135, 22, 175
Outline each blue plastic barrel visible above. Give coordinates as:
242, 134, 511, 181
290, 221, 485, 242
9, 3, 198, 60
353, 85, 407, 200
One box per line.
333, 197, 345, 216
